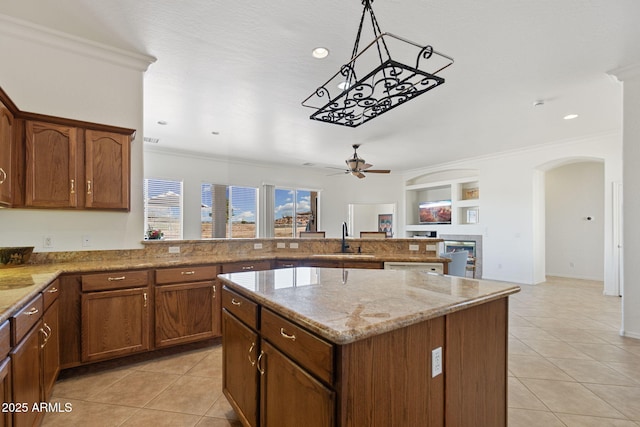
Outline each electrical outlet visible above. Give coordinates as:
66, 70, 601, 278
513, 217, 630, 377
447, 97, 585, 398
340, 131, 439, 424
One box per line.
43, 236, 53, 248
432, 347, 443, 377
426, 244, 436, 251
82, 235, 91, 247
409, 244, 419, 251
290, 242, 299, 249
277, 242, 286, 249
168, 246, 180, 254
254, 243, 263, 249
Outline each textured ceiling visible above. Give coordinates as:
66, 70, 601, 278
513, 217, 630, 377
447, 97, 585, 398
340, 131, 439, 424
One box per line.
1, 0, 638, 173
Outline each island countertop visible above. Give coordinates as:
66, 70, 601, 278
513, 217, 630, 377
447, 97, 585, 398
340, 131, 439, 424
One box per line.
218, 267, 520, 345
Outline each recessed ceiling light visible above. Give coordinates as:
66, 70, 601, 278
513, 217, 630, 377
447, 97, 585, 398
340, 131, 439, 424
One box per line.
533, 100, 544, 107
312, 47, 329, 59
563, 114, 579, 120
157, 120, 168, 125
211, 131, 220, 135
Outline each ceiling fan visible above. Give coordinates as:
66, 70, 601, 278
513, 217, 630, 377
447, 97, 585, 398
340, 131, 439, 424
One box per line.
329, 144, 391, 179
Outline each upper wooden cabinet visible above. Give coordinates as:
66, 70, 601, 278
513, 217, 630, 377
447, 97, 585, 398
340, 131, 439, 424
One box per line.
0, 85, 135, 211
25, 121, 78, 208
24, 121, 131, 210
85, 130, 130, 210
0, 100, 13, 207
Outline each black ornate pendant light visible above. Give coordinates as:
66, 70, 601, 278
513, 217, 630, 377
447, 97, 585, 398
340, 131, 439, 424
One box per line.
302, 0, 453, 128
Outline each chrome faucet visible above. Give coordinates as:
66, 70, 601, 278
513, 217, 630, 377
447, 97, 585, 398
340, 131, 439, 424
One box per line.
341, 221, 350, 253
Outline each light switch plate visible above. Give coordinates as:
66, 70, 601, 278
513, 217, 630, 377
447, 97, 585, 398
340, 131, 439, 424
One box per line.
254, 243, 263, 249
277, 242, 286, 249
290, 242, 299, 249
426, 244, 437, 251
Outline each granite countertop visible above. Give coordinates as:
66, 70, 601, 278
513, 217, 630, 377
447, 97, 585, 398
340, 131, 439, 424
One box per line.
219, 267, 520, 345
0, 252, 449, 324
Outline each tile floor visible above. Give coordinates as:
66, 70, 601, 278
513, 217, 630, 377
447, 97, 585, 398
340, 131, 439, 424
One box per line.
41, 276, 640, 426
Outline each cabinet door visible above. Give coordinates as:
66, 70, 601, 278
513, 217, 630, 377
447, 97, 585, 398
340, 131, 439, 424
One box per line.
85, 130, 130, 210
222, 310, 259, 427
0, 101, 13, 206
155, 281, 218, 347
10, 324, 42, 427
81, 287, 150, 362
260, 340, 334, 427
41, 299, 60, 401
0, 357, 11, 427
25, 121, 78, 208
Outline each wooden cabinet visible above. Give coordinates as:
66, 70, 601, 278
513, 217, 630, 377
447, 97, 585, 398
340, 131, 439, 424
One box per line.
0, 100, 13, 207
222, 287, 335, 427
81, 271, 151, 362
155, 265, 221, 348
41, 287, 60, 401
25, 121, 78, 208
0, 321, 11, 427
85, 130, 130, 210
23, 121, 131, 210
221, 260, 271, 273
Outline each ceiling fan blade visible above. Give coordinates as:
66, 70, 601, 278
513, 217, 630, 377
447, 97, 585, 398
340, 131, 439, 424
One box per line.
364, 169, 391, 174
362, 163, 374, 170
353, 171, 366, 179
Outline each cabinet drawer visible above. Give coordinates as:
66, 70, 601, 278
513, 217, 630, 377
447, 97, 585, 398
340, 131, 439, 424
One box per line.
0, 321, 9, 359
156, 265, 219, 285
222, 287, 258, 330
261, 308, 334, 385
221, 260, 271, 273
42, 279, 60, 310
82, 270, 148, 291
11, 294, 43, 345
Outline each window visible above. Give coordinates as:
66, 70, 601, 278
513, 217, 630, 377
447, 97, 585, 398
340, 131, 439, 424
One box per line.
144, 178, 183, 240
274, 188, 317, 238
201, 184, 258, 238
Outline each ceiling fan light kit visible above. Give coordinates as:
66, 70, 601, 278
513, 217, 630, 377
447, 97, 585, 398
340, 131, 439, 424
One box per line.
302, 0, 454, 128
331, 144, 391, 179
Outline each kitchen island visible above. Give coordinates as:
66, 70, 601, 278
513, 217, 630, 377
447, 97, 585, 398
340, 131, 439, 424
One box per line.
218, 267, 520, 427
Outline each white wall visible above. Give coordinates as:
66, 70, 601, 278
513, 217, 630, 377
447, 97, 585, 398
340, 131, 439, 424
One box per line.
0, 15, 154, 252
144, 147, 405, 240
404, 132, 622, 288
545, 161, 604, 280
612, 63, 640, 339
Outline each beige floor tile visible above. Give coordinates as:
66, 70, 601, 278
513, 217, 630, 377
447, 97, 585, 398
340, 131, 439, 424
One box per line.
186, 350, 224, 378
544, 328, 608, 344
520, 338, 592, 360
585, 384, 640, 421
134, 348, 212, 375
206, 395, 239, 420
119, 408, 202, 426
510, 326, 562, 342
509, 337, 538, 356
145, 375, 224, 415
570, 343, 640, 364
41, 398, 138, 427
89, 370, 180, 407
557, 413, 640, 426
548, 358, 638, 386
606, 360, 640, 383
508, 377, 547, 410
196, 417, 243, 427
507, 408, 565, 427
508, 354, 574, 381
51, 366, 133, 400
521, 378, 625, 418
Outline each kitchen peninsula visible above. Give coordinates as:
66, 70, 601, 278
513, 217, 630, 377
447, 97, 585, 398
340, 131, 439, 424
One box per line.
219, 267, 520, 427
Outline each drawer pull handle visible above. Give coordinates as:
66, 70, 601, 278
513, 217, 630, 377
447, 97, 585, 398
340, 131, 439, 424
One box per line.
47, 287, 58, 293
87, 180, 92, 195
108, 276, 126, 281
181, 271, 196, 275
231, 298, 242, 306
280, 328, 296, 341
248, 342, 256, 366
39, 328, 49, 348
43, 322, 52, 336
257, 351, 265, 375
0, 167, 6, 184
242, 265, 254, 270
212, 285, 217, 298
24, 307, 39, 316
143, 292, 148, 308
70, 178, 75, 194
282, 264, 294, 268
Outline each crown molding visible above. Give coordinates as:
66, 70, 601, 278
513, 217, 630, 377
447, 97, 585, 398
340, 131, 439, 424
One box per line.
0, 13, 156, 72
609, 63, 640, 82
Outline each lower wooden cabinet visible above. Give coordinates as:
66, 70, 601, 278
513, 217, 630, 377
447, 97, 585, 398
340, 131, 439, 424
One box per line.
222, 310, 259, 427
10, 323, 41, 427
155, 281, 219, 347
260, 340, 334, 427
0, 357, 11, 427
41, 299, 60, 401
81, 287, 150, 362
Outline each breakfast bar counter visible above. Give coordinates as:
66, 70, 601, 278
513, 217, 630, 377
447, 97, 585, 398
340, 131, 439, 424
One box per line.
218, 267, 520, 427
